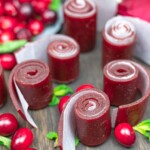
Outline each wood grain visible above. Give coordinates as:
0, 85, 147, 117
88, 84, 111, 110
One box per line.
0, 33, 150, 150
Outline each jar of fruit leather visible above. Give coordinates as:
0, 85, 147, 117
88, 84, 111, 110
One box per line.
9, 60, 53, 110
74, 89, 111, 146
0, 65, 7, 107
102, 17, 136, 67
63, 0, 97, 52
103, 60, 139, 106
47, 35, 80, 83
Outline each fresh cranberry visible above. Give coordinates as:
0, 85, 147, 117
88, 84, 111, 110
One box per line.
4, 1, 18, 16
28, 20, 44, 35
0, 54, 17, 70
41, 9, 57, 25
11, 128, 34, 150
114, 123, 136, 147
0, 113, 18, 136
31, 1, 49, 14
16, 28, 32, 41
19, 3, 33, 20
58, 96, 70, 113
75, 84, 95, 92
0, 16, 17, 30
0, 2, 4, 16
14, 22, 26, 33
0, 30, 15, 43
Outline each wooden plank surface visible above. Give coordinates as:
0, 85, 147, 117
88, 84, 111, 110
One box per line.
1, 33, 150, 150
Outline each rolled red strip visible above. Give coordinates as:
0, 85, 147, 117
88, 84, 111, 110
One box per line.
9, 60, 52, 110
103, 60, 139, 106
58, 89, 111, 149
47, 35, 80, 83
102, 17, 136, 66
0, 65, 7, 107
63, 0, 97, 52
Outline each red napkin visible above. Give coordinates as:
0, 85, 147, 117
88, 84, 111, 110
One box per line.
118, 0, 150, 22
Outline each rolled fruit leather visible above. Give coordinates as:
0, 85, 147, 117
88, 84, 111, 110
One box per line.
47, 35, 80, 83
0, 65, 7, 107
102, 18, 136, 67
58, 89, 111, 149
105, 60, 150, 127
63, 0, 97, 52
103, 60, 139, 106
9, 60, 53, 110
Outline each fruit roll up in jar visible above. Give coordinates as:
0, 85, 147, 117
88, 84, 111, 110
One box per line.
103, 60, 139, 106
9, 60, 53, 110
102, 17, 136, 67
0, 65, 7, 107
74, 89, 111, 146
47, 35, 80, 83
63, 0, 97, 52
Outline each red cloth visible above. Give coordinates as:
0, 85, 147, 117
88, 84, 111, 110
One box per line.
118, 0, 150, 22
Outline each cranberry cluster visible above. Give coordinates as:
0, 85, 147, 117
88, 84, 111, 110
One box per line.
0, 0, 58, 43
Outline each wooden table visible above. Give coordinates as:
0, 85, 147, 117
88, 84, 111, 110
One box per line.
1, 33, 150, 150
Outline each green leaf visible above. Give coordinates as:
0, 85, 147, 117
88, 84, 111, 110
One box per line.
49, 0, 61, 11
75, 137, 80, 146
136, 119, 150, 127
47, 132, 58, 140
0, 136, 11, 149
49, 95, 60, 106
53, 84, 73, 97
0, 40, 27, 53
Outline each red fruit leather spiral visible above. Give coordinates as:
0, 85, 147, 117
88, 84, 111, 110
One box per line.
58, 89, 111, 149
63, 0, 97, 52
9, 60, 52, 113
102, 17, 136, 66
47, 35, 80, 83
104, 60, 139, 106
106, 60, 150, 127
0, 65, 7, 107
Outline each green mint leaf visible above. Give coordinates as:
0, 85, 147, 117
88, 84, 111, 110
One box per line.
49, 0, 61, 11
136, 119, 150, 127
0, 136, 11, 149
75, 137, 80, 146
53, 84, 73, 97
0, 40, 27, 53
49, 95, 60, 106
47, 132, 58, 140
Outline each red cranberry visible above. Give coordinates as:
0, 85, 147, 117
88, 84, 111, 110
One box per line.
16, 28, 32, 41
0, 2, 4, 16
0, 30, 15, 43
4, 1, 18, 16
0, 113, 18, 136
14, 22, 26, 33
41, 9, 57, 25
58, 96, 70, 113
114, 123, 136, 147
0, 54, 17, 70
0, 16, 17, 30
19, 3, 33, 20
18, 0, 31, 3
28, 20, 44, 35
31, 1, 49, 14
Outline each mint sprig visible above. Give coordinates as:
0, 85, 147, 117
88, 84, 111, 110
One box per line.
49, 0, 61, 11
49, 95, 60, 106
134, 119, 150, 140
0, 136, 11, 149
53, 84, 73, 97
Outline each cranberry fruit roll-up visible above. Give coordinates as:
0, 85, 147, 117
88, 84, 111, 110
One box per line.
74, 89, 111, 146
102, 17, 136, 67
0, 65, 7, 107
103, 60, 139, 106
47, 35, 80, 83
10, 60, 52, 110
63, 0, 97, 52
